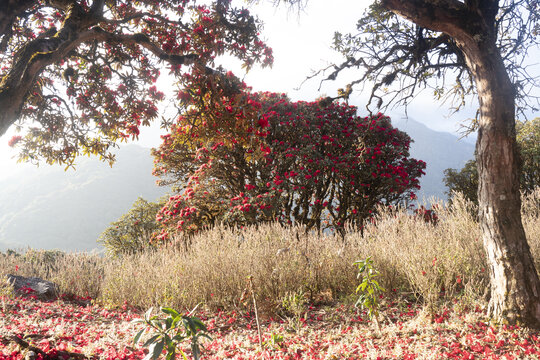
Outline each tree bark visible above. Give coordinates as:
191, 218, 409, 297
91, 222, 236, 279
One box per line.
381, 0, 540, 327
468, 42, 540, 327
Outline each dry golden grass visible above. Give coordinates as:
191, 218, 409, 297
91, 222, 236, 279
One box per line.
1, 190, 539, 315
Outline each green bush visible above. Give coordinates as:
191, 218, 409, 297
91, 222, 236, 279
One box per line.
99, 197, 165, 256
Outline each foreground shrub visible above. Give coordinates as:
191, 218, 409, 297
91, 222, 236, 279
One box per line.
134, 307, 211, 360
354, 256, 385, 324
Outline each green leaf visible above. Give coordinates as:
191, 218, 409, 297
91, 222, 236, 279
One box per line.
371, 280, 384, 290
172, 334, 188, 342
148, 338, 165, 360
144, 307, 154, 321
360, 282, 368, 291
171, 314, 183, 329
164, 334, 173, 347
162, 307, 180, 318
199, 333, 212, 341
165, 317, 173, 330
143, 334, 162, 348
186, 317, 198, 334
166, 340, 177, 357
191, 317, 208, 331
359, 264, 366, 273
133, 328, 145, 345
182, 317, 191, 334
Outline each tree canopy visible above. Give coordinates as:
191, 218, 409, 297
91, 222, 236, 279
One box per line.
152, 81, 425, 240
516, 117, 540, 192
98, 197, 164, 256
443, 159, 479, 204
0, 0, 272, 165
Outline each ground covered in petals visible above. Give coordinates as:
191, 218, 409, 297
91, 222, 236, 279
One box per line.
1, 294, 539, 360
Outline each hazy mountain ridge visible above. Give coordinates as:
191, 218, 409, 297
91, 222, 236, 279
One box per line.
393, 118, 475, 201
0, 145, 169, 252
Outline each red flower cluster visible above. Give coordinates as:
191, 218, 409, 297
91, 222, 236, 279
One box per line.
5, 0, 272, 166
7, 136, 22, 147
152, 79, 426, 240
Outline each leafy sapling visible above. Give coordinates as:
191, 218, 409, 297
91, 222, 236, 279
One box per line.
354, 256, 385, 329
133, 305, 211, 360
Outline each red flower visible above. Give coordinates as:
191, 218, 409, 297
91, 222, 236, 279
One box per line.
8, 135, 22, 147
258, 116, 269, 128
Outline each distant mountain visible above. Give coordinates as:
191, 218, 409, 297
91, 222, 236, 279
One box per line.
393, 118, 475, 202
0, 145, 169, 252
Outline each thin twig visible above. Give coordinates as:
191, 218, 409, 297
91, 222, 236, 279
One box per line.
247, 276, 263, 352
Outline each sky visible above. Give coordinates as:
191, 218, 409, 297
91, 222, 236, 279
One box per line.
0, 0, 516, 177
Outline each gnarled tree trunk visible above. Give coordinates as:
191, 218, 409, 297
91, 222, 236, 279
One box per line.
381, 0, 540, 327
469, 42, 540, 326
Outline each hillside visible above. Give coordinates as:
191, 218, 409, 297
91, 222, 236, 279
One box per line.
393, 118, 475, 201
0, 145, 169, 252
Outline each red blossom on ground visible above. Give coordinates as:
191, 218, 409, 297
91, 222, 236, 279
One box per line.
2, 295, 539, 359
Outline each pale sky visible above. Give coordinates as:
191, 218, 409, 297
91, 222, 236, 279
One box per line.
0, 0, 521, 177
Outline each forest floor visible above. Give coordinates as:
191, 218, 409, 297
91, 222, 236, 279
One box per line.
1, 294, 540, 360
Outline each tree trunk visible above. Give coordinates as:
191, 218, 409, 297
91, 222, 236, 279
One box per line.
0, 86, 26, 137
465, 42, 540, 326
381, 0, 540, 328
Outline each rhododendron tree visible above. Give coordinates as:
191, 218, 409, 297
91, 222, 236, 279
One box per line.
0, 0, 272, 165
152, 82, 425, 240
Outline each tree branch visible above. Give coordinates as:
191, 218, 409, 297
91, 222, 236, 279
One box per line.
380, 0, 474, 40
4, 334, 89, 359
90, 28, 199, 66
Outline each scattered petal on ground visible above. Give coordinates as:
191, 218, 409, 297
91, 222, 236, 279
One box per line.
1, 295, 539, 359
